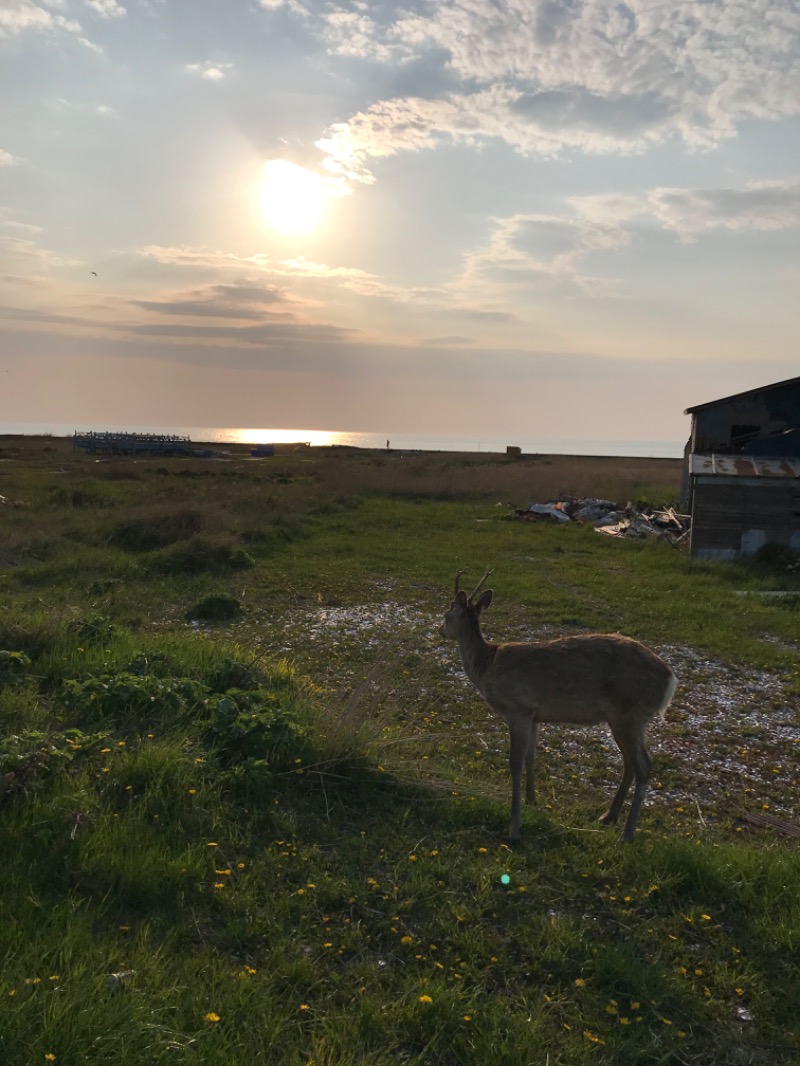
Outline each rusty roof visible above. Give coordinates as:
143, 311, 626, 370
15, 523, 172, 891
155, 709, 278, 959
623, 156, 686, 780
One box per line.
690, 453, 800, 478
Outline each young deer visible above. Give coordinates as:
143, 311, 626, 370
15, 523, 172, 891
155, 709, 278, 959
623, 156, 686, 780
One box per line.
441, 570, 677, 844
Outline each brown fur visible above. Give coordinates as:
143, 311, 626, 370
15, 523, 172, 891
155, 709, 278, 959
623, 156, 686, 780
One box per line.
441, 574, 677, 844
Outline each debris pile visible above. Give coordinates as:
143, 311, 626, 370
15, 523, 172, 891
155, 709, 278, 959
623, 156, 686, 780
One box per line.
510, 495, 691, 544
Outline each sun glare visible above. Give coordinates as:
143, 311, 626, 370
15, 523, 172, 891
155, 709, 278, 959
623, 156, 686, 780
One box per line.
259, 159, 329, 235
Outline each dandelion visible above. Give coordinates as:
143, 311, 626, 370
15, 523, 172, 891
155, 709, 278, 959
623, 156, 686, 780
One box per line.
207, 842, 218, 847
45, 1056, 56, 1063
401, 936, 413, 945
575, 978, 586, 987
204, 1012, 220, 1023
188, 789, 197, 795
215, 869, 231, 876
409, 855, 417, 862
735, 988, 745, 996
299, 1003, 310, 1011
419, 995, 433, 1004
463, 1014, 472, 1022
619, 1017, 630, 1025
631, 1001, 640, 1011
296, 888, 305, 896
478, 847, 488, 854
701, 914, 712, 921
429, 849, 439, 857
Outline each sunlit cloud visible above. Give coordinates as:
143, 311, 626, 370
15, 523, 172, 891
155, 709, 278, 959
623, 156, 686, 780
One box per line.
574, 180, 800, 243
0, 0, 81, 38
0, 149, 17, 167
185, 60, 232, 81
306, 0, 800, 181
85, 0, 125, 18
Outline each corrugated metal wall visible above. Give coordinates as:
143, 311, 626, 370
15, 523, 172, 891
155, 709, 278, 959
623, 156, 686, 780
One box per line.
691, 476, 800, 559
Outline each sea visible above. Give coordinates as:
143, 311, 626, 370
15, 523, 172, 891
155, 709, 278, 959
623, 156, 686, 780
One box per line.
0, 421, 685, 459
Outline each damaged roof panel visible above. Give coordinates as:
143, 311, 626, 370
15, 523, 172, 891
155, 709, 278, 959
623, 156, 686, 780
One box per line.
690, 454, 800, 478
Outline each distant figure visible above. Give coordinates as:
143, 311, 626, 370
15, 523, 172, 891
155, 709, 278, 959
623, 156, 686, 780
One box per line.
90, 271, 97, 277
386, 439, 390, 450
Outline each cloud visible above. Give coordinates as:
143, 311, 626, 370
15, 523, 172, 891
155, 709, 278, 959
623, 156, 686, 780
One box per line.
299, 0, 800, 178
131, 281, 294, 320
574, 179, 800, 242
0, 149, 17, 167
85, 0, 125, 17
186, 60, 233, 81
0, 0, 81, 39
421, 335, 474, 346
137, 245, 446, 304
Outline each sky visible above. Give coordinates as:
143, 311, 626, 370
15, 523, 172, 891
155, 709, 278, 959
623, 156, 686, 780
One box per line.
1, 0, 799, 443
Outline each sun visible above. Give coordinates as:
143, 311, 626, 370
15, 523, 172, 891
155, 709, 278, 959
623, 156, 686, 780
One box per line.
259, 159, 329, 235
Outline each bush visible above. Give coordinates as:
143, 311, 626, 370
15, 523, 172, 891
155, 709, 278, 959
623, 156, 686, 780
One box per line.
150, 536, 254, 575
186, 593, 243, 623
108, 509, 205, 552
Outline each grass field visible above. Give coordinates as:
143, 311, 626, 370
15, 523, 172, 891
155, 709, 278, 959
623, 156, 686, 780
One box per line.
0, 436, 798, 1065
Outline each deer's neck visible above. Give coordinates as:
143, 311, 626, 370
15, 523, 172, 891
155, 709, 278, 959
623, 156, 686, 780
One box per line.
457, 620, 496, 691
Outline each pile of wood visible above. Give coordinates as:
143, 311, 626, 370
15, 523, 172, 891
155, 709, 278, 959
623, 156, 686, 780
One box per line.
510, 495, 691, 545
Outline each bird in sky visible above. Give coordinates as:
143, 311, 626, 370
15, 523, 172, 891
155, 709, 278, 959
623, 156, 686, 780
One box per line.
90, 271, 97, 276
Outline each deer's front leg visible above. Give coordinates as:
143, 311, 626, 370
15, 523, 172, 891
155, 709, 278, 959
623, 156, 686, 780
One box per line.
508, 718, 533, 846
525, 720, 539, 805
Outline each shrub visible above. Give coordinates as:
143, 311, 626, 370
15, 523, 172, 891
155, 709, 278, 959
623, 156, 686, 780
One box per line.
186, 593, 243, 623
150, 536, 254, 575
0, 650, 32, 687
108, 509, 205, 552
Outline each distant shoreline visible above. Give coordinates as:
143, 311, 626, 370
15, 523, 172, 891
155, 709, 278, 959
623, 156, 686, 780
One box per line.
0, 427, 685, 461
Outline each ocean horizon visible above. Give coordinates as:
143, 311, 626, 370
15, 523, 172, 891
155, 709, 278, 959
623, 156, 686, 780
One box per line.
0, 421, 686, 459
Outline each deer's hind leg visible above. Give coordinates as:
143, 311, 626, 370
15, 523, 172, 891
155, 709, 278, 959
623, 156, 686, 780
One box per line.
601, 720, 651, 842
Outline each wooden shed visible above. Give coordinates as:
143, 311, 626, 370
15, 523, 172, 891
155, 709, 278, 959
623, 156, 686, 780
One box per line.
683, 377, 800, 560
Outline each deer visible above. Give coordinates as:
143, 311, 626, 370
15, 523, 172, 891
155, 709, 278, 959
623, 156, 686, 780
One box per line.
440, 570, 677, 845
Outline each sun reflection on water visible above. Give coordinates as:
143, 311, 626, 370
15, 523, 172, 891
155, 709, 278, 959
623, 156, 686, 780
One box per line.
225, 427, 343, 447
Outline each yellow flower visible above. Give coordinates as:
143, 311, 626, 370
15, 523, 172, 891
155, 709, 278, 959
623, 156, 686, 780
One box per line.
207, 842, 218, 847
45, 1056, 56, 1063
478, 847, 488, 854
299, 1003, 310, 1011
574, 978, 586, 987
401, 935, 413, 944
419, 995, 433, 1004
408, 854, 417, 862
631, 1001, 640, 1010
463, 1014, 472, 1021
204, 1012, 220, 1023
701, 914, 711, 921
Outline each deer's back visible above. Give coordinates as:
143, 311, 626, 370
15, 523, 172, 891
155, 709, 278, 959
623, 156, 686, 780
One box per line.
483, 633, 674, 725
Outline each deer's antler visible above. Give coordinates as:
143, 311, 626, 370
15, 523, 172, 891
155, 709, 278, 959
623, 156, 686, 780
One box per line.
468, 569, 493, 601
453, 569, 467, 596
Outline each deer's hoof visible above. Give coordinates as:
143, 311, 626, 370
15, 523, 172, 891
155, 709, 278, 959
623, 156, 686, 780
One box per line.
508, 835, 522, 849
599, 811, 617, 826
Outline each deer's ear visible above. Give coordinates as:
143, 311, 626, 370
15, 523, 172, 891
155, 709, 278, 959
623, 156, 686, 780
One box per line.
454, 590, 468, 607
474, 589, 493, 614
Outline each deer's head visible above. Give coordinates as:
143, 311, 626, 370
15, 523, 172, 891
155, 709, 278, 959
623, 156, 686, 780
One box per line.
441, 569, 493, 638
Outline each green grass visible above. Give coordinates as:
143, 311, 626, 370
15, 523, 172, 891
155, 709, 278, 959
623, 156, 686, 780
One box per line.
0, 438, 798, 1064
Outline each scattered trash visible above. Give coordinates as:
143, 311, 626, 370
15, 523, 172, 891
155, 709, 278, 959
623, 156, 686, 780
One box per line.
509, 495, 690, 545
105, 970, 136, 990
